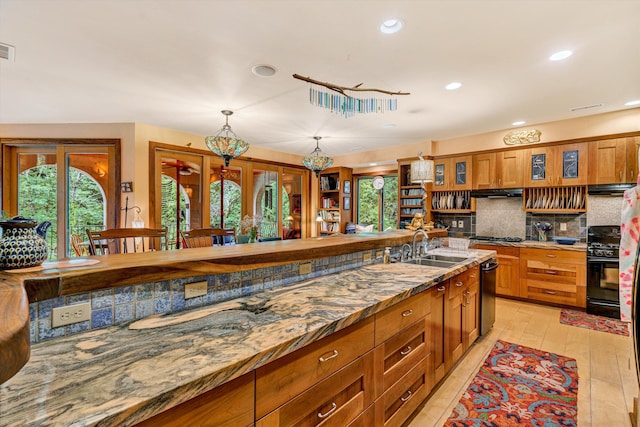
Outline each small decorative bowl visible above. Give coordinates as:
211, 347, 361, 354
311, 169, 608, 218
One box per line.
553, 237, 578, 245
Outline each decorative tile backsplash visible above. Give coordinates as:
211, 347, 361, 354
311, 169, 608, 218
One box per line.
29, 249, 386, 344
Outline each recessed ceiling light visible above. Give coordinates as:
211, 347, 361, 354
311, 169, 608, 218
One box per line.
549, 50, 573, 61
380, 19, 404, 34
369, 163, 378, 166
445, 82, 462, 90
625, 100, 640, 106
251, 64, 277, 77
382, 123, 396, 128
512, 121, 526, 126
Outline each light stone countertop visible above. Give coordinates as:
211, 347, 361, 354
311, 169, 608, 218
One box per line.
0, 250, 495, 427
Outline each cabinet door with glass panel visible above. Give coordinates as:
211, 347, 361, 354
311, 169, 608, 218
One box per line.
524, 143, 587, 187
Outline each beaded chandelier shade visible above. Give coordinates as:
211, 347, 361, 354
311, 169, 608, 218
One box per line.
205, 110, 249, 167
303, 136, 334, 177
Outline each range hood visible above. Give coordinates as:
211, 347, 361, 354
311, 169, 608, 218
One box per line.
470, 188, 523, 198
588, 183, 635, 195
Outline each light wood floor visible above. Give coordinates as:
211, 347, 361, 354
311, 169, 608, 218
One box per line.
409, 298, 639, 427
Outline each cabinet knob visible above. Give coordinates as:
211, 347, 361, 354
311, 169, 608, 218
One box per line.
543, 290, 557, 295
317, 402, 337, 419
318, 349, 339, 362
400, 345, 413, 356
401, 309, 414, 317
546, 254, 557, 258
545, 270, 558, 275
455, 281, 464, 287
437, 285, 446, 292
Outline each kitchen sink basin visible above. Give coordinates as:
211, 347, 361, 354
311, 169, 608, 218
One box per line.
421, 254, 469, 263
404, 258, 460, 268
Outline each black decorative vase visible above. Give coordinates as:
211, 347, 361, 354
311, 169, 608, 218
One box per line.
0, 216, 51, 269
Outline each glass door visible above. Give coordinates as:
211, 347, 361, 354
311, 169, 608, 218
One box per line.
209, 163, 243, 232
159, 152, 202, 249
252, 168, 279, 239
282, 168, 304, 239
2, 142, 117, 259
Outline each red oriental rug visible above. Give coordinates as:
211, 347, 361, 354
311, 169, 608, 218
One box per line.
560, 308, 629, 336
444, 340, 578, 427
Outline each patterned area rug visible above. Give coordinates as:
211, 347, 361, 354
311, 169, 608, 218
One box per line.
444, 340, 578, 427
560, 308, 629, 336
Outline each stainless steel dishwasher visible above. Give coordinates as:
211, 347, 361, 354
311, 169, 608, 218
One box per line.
480, 260, 499, 336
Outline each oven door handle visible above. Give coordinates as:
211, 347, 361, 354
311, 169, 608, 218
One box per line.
587, 257, 619, 263
587, 299, 620, 308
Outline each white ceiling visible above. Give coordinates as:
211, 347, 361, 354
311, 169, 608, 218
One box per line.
1, 0, 639, 162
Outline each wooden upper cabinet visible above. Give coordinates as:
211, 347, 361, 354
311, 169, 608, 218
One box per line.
497, 150, 524, 188
472, 151, 523, 189
524, 143, 587, 187
434, 156, 472, 190
588, 137, 640, 184
472, 153, 495, 190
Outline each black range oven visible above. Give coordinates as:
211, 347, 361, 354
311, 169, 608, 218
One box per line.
586, 226, 621, 319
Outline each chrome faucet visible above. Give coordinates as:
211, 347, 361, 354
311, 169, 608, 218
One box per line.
412, 229, 429, 259
401, 243, 412, 261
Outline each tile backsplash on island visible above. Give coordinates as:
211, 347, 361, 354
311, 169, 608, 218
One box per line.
29, 249, 386, 344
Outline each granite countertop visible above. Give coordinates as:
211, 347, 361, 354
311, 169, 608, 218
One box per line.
470, 239, 587, 252
0, 249, 495, 427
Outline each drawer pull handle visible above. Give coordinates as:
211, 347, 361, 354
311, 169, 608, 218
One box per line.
455, 281, 464, 287
545, 270, 557, 275
544, 290, 557, 295
402, 309, 414, 317
546, 254, 557, 258
437, 286, 446, 292
318, 350, 339, 362
400, 390, 413, 403
317, 402, 337, 419
470, 273, 477, 278
400, 346, 412, 356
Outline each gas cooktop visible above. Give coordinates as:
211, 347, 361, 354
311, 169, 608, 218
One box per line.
472, 236, 523, 242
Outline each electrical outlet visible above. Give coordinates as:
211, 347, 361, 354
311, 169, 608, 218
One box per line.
185, 281, 208, 299
375, 251, 383, 260
560, 223, 567, 231
299, 262, 312, 275
363, 252, 372, 262
51, 302, 91, 328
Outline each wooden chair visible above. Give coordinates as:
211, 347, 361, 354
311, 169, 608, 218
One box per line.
86, 228, 168, 255
70, 233, 89, 257
180, 228, 236, 249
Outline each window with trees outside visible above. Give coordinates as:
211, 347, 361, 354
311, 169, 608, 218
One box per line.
356, 175, 398, 232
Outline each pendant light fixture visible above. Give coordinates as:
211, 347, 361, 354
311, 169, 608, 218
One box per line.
410, 152, 434, 184
303, 136, 334, 177
205, 110, 250, 167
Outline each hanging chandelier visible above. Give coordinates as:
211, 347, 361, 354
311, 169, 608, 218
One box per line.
303, 136, 334, 177
205, 110, 250, 167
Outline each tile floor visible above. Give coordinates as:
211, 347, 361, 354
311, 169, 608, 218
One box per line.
409, 298, 639, 427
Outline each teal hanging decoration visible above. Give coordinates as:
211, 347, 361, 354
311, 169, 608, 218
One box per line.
294, 73, 409, 118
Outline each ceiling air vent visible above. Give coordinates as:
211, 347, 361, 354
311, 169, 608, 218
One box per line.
0, 43, 15, 62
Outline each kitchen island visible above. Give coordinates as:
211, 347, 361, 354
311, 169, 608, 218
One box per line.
0, 231, 492, 426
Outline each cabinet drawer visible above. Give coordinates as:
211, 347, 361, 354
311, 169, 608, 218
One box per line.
375, 356, 430, 427
448, 266, 478, 300
257, 351, 374, 427
375, 292, 430, 344
346, 404, 375, 427
520, 247, 586, 264
374, 318, 428, 396
256, 317, 374, 419
133, 372, 254, 427
475, 244, 519, 258
525, 281, 584, 307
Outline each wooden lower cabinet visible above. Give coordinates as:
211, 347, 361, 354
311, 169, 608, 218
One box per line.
256, 351, 374, 426
133, 372, 255, 427
476, 245, 520, 297
519, 248, 587, 308
430, 281, 447, 384
446, 266, 480, 369
255, 317, 375, 419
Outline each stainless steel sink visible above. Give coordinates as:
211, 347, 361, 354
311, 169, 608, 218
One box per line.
404, 258, 459, 268
421, 254, 469, 263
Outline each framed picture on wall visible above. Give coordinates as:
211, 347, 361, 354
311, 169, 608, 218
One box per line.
292, 194, 301, 213
344, 180, 351, 194
344, 196, 351, 210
